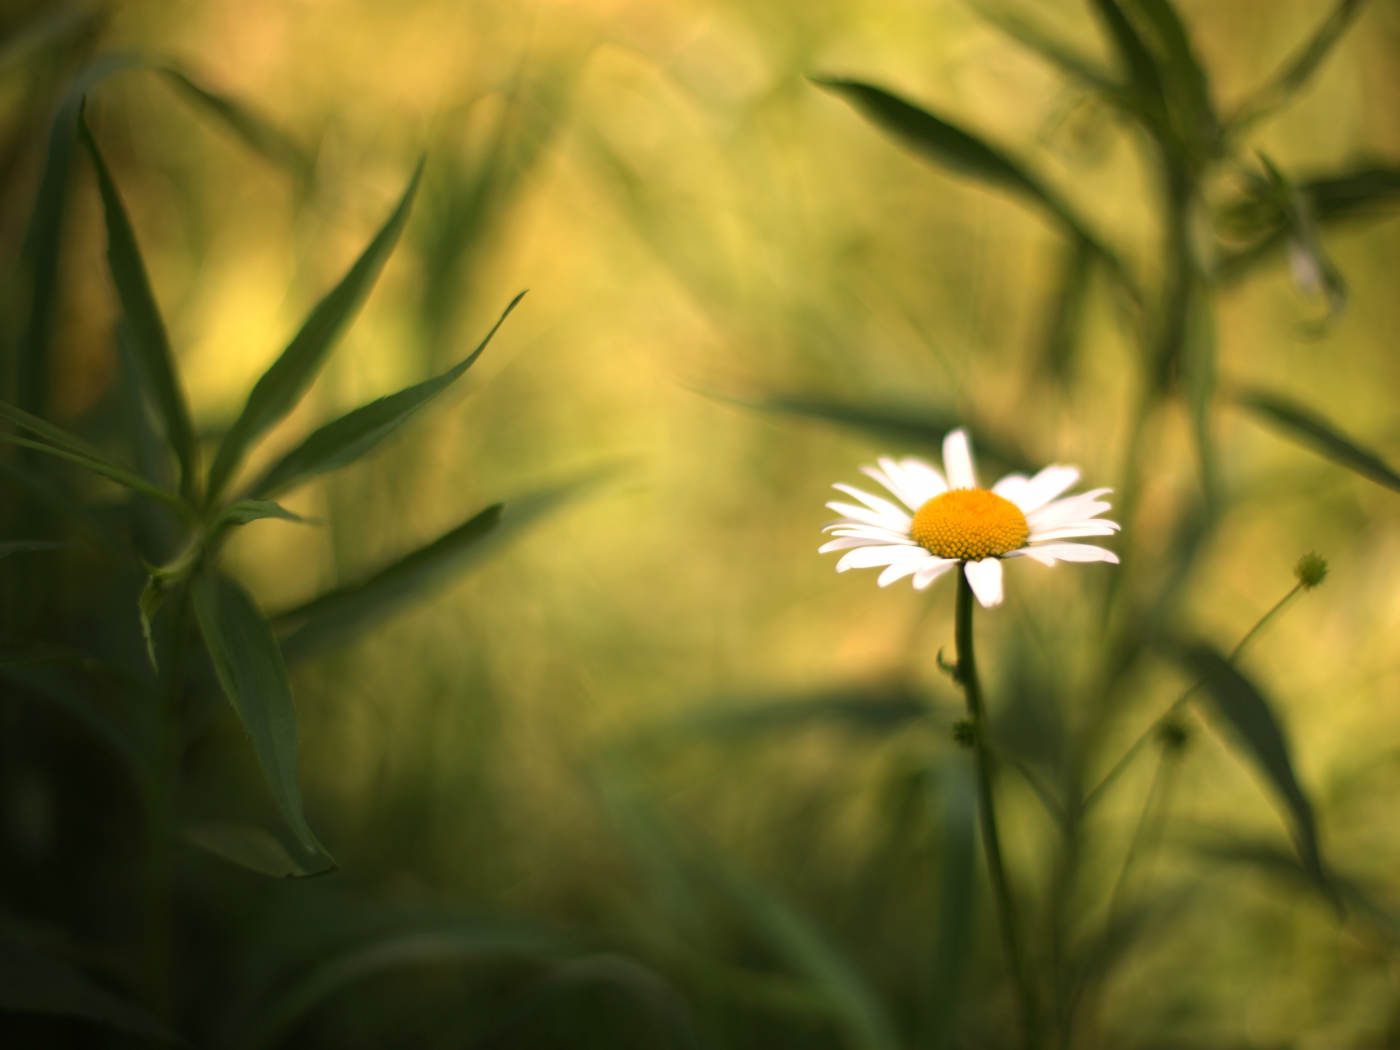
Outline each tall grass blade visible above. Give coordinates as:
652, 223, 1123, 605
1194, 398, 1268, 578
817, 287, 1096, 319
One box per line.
1230, 0, 1370, 133
191, 569, 335, 874
1178, 643, 1325, 886
80, 109, 200, 504
250, 291, 524, 498
1236, 388, 1400, 493
182, 820, 321, 879
204, 158, 425, 504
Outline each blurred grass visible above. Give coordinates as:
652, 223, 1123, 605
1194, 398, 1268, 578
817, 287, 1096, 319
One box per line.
4, 0, 1400, 1046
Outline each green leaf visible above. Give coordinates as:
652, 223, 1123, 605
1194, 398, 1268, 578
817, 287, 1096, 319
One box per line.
812, 77, 1138, 303
0, 540, 77, 560
739, 392, 1037, 476
204, 157, 425, 505
1039, 234, 1095, 383
276, 474, 597, 665
15, 55, 137, 414
1230, 0, 1369, 134
249, 291, 525, 497
1236, 388, 1400, 493
1130, 0, 1217, 140
0, 397, 190, 517
1177, 643, 1325, 885
79, 109, 200, 504
214, 499, 313, 529
80, 108, 199, 500
190, 569, 335, 874
236, 921, 561, 1050
0, 942, 185, 1043
716, 866, 899, 1050
157, 66, 314, 183
182, 820, 322, 879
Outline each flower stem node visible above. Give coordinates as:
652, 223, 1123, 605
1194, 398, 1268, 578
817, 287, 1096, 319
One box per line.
1294, 551, 1328, 590
1155, 716, 1191, 753
952, 717, 979, 749
936, 646, 962, 683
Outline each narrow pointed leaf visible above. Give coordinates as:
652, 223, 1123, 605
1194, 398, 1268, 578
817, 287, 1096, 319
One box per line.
1177, 643, 1325, 884
1085, 0, 1167, 112
214, 499, 313, 529
250, 291, 524, 497
191, 569, 334, 874
158, 66, 313, 182
0, 943, 185, 1043
275, 474, 598, 664
80, 111, 200, 503
205, 158, 425, 504
1230, 0, 1369, 133
0, 399, 189, 515
1132, 0, 1216, 137
1236, 388, 1400, 493
813, 77, 1138, 301
182, 820, 319, 879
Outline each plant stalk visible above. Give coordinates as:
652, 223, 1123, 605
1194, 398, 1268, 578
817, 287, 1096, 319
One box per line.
956, 569, 1040, 1048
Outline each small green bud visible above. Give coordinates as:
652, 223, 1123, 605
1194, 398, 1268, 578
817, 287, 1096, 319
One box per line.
1294, 552, 1328, 590
952, 718, 978, 749
937, 647, 962, 684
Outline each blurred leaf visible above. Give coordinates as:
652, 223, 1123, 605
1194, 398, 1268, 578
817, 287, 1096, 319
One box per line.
1131, 0, 1217, 142
965, 1, 1118, 93
1084, 0, 1167, 116
80, 109, 200, 503
276, 474, 598, 664
205, 157, 425, 504
1230, 0, 1369, 134
1236, 388, 1400, 494
0, 942, 185, 1043
642, 683, 928, 742
742, 392, 1036, 476
1179, 278, 1219, 508
182, 820, 321, 879
214, 499, 313, 530
233, 921, 562, 1050
0, 397, 191, 516
1176, 643, 1325, 885
191, 569, 335, 874
249, 291, 525, 498
0, 3, 97, 77
157, 65, 314, 182
16, 55, 136, 413
1197, 839, 1380, 925
0, 540, 77, 560
716, 866, 900, 1050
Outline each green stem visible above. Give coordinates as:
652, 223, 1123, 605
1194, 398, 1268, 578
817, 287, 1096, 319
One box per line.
1228, 582, 1302, 663
956, 570, 1040, 1049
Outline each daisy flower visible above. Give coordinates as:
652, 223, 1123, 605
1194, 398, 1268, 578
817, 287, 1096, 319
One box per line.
820, 429, 1119, 608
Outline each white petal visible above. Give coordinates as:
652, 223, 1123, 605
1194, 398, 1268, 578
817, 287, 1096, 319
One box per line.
831, 484, 912, 526
897, 458, 947, 505
942, 429, 978, 490
1006, 542, 1119, 565
1027, 523, 1121, 543
836, 544, 929, 572
1025, 489, 1114, 530
825, 525, 915, 543
879, 552, 935, 587
873, 459, 924, 510
991, 473, 1029, 502
820, 536, 889, 553
825, 502, 908, 531
963, 558, 1004, 607
912, 558, 958, 590
1011, 465, 1080, 513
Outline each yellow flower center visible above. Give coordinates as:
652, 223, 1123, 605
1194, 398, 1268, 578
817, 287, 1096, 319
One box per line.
909, 488, 1029, 561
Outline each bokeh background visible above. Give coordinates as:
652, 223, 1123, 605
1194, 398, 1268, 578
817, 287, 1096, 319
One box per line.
5, 0, 1400, 1046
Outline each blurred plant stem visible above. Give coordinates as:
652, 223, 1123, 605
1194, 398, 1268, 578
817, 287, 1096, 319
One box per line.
142, 583, 192, 1020
955, 570, 1041, 1049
